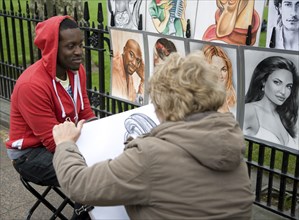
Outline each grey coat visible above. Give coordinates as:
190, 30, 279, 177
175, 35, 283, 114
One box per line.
53, 111, 254, 220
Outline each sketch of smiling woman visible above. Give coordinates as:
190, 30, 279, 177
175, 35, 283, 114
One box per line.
243, 56, 299, 150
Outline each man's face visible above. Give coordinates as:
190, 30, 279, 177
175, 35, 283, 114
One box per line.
280, 0, 299, 31
123, 41, 142, 75
57, 28, 84, 72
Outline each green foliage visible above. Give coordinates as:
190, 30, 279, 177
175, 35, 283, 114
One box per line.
259, 5, 269, 47
88, 0, 111, 92
1, 0, 31, 64
245, 142, 296, 175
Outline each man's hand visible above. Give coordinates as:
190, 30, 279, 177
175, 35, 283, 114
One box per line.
53, 119, 85, 146
136, 59, 145, 95
136, 59, 145, 82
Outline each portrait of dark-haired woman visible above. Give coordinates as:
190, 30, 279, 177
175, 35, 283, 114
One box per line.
153, 37, 177, 66
244, 56, 298, 150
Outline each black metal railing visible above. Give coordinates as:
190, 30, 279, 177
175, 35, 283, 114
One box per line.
0, 1, 298, 219
0, 0, 140, 113
246, 139, 298, 219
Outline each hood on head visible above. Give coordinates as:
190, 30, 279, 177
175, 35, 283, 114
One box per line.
34, 15, 71, 79
154, 112, 245, 172
34, 16, 84, 120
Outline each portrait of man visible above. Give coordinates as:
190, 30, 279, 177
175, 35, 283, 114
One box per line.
110, 29, 145, 104
266, 0, 299, 51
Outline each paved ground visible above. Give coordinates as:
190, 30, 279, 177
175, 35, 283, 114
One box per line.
0, 125, 74, 219
0, 98, 289, 220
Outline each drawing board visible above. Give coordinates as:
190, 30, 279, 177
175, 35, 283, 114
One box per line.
76, 104, 159, 219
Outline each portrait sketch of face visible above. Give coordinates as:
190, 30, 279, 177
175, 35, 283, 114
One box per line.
145, 34, 186, 104
242, 48, 299, 150
189, 41, 239, 118
147, 34, 186, 77
153, 37, 177, 66
266, 0, 299, 51
110, 28, 145, 105
194, 0, 265, 46
107, 0, 146, 30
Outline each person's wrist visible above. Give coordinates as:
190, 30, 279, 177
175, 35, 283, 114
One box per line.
56, 139, 76, 146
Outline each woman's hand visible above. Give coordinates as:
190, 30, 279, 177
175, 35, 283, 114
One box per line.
53, 119, 85, 146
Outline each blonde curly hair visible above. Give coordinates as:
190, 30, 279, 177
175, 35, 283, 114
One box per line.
148, 51, 226, 122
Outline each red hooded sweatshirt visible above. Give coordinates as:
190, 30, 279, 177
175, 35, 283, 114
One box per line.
6, 16, 95, 153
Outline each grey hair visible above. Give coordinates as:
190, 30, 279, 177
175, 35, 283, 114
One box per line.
148, 51, 226, 121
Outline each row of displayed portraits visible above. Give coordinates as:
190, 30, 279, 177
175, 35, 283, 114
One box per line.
106, 0, 299, 51
109, 27, 299, 151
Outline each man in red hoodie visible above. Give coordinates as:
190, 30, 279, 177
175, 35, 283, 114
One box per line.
6, 16, 96, 219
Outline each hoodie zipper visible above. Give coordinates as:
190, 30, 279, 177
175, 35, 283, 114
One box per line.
55, 78, 78, 124
65, 85, 79, 124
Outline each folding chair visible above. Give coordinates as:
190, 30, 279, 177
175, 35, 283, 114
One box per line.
20, 176, 75, 220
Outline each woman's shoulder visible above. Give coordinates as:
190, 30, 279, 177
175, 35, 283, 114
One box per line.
245, 102, 257, 115
243, 102, 259, 135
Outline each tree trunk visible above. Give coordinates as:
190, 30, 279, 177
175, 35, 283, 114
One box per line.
30, 0, 84, 22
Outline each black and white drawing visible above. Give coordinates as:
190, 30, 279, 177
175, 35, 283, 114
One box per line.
107, 0, 145, 30
124, 113, 157, 140
266, 0, 299, 51
241, 47, 299, 150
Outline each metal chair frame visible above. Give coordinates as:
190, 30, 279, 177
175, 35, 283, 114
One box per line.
20, 176, 75, 220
